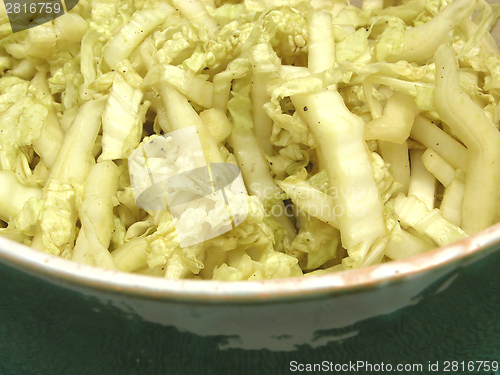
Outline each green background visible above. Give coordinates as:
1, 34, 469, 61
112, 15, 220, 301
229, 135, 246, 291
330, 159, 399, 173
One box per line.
1, 248, 500, 375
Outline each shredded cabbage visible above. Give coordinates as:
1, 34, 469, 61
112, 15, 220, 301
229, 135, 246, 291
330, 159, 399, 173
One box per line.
0, 0, 499, 280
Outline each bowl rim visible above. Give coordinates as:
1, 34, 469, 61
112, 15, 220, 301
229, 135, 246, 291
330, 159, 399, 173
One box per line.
1, 222, 499, 303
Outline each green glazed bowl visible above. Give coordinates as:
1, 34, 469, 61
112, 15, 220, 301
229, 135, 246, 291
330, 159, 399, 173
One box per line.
2, 1, 500, 374
1, 222, 500, 375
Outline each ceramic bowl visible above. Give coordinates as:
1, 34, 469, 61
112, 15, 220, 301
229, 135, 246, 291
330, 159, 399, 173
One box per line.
2, 2, 500, 374
1, 222, 500, 374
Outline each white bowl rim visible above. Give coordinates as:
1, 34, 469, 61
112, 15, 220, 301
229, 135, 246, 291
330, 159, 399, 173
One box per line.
0, 222, 499, 302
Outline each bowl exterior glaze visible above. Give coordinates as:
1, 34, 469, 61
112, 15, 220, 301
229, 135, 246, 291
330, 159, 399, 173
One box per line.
1, 241, 500, 375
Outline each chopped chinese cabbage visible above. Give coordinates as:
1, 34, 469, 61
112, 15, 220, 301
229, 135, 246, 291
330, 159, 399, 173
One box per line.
1, 0, 499, 280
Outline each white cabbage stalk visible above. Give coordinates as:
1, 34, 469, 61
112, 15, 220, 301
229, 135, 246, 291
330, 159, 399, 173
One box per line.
408, 149, 436, 211
99, 74, 144, 161
250, 43, 281, 156
171, 0, 219, 38
144, 64, 213, 108
440, 177, 466, 227
421, 149, 456, 188
31, 98, 107, 255
54, 13, 88, 43
292, 89, 387, 268
386, 0, 478, 62
307, 11, 335, 74
385, 223, 434, 261
394, 194, 467, 247
103, 2, 175, 69
277, 180, 339, 229
72, 161, 120, 269
32, 110, 64, 169
410, 115, 468, 172
199, 108, 233, 145
159, 83, 222, 163
434, 44, 500, 234
378, 141, 410, 195
229, 126, 297, 240
364, 92, 419, 143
